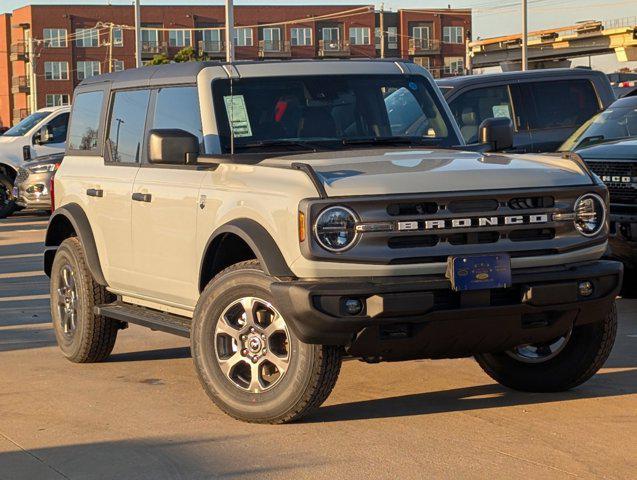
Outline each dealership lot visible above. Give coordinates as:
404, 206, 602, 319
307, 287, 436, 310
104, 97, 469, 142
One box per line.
1, 212, 636, 480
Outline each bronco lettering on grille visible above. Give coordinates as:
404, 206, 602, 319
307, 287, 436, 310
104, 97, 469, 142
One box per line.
397, 214, 549, 231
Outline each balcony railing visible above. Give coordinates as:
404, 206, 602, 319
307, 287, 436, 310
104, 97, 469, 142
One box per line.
198, 40, 225, 57
408, 38, 441, 55
12, 108, 29, 125
258, 40, 291, 58
9, 42, 28, 61
11, 76, 30, 94
318, 39, 351, 57
141, 40, 168, 57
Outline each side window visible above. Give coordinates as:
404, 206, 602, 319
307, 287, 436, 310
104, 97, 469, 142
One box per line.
107, 89, 150, 163
151, 86, 203, 151
523, 80, 600, 130
384, 87, 448, 138
449, 85, 514, 144
46, 113, 69, 143
67, 91, 104, 151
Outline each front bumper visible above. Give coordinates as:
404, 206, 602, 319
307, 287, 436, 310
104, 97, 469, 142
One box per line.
608, 211, 637, 269
272, 260, 623, 360
12, 178, 52, 210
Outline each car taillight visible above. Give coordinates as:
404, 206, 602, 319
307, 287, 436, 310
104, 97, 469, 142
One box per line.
49, 163, 61, 212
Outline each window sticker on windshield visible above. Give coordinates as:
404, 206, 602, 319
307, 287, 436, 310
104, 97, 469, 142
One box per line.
492, 104, 511, 119
224, 95, 253, 138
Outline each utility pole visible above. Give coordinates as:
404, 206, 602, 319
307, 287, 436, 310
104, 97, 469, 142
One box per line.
225, 0, 235, 62
379, 3, 385, 59
521, 0, 528, 71
108, 24, 114, 72
134, 0, 142, 68
27, 37, 41, 113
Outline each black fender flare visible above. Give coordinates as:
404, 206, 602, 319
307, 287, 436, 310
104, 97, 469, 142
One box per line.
44, 203, 107, 286
200, 218, 294, 287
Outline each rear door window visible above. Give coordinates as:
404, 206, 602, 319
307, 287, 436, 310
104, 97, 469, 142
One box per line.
107, 89, 151, 164
521, 79, 600, 130
448, 85, 514, 143
67, 90, 104, 151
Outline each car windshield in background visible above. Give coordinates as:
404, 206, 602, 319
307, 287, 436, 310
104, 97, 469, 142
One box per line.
560, 105, 637, 151
3, 111, 49, 137
212, 75, 458, 153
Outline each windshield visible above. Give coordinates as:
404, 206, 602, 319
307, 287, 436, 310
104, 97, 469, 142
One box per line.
3, 111, 50, 137
212, 74, 459, 153
559, 105, 637, 151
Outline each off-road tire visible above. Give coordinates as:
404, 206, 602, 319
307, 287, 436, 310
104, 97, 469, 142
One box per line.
50, 237, 119, 363
0, 174, 17, 219
475, 303, 617, 392
191, 260, 342, 424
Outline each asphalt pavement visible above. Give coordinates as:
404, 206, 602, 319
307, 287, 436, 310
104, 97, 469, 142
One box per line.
1, 212, 636, 480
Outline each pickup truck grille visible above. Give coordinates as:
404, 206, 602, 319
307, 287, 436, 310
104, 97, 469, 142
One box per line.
585, 161, 637, 205
303, 185, 607, 265
15, 167, 29, 184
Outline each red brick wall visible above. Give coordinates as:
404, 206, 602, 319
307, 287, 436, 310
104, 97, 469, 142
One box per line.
0, 14, 12, 128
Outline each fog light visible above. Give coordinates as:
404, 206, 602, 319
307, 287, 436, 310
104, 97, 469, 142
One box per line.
578, 281, 594, 297
344, 298, 364, 315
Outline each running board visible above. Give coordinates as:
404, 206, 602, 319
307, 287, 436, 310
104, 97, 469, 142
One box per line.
96, 301, 191, 338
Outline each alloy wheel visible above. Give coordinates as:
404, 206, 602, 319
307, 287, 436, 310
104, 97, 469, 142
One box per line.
506, 330, 573, 364
214, 297, 290, 393
56, 264, 79, 336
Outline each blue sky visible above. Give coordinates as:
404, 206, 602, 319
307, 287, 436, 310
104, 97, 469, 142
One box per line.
4, 0, 637, 71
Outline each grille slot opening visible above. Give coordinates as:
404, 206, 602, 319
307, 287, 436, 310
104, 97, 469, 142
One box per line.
446, 231, 500, 245
508, 196, 555, 210
509, 228, 555, 242
446, 199, 499, 213
388, 235, 439, 249
387, 202, 437, 216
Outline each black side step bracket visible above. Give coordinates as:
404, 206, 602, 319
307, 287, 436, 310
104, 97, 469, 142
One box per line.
96, 301, 191, 338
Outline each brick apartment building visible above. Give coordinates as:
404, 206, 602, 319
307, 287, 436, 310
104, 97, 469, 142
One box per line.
0, 4, 471, 128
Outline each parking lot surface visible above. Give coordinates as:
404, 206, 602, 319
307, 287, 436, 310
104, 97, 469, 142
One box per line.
1, 213, 636, 480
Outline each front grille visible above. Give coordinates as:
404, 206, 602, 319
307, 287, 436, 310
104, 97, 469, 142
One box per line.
586, 160, 637, 205
16, 168, 29, 183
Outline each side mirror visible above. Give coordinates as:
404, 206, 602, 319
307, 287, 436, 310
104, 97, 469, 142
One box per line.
148, 129, 199, 165
478, 117, 514, 152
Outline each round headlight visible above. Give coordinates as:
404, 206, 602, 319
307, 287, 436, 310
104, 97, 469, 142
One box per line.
574, 193, 606, 237
313, 206, 359, 252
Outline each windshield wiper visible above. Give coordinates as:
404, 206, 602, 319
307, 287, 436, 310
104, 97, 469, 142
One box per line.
341, 136, 439, 147
235, 140, 330, 151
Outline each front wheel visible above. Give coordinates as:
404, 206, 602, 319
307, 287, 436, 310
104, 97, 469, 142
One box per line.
0, 174, 17, 219
475, 304, 617, 392
191, 260, 342, 424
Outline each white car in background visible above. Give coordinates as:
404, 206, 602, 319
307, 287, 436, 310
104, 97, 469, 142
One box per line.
0, 106, 70, 218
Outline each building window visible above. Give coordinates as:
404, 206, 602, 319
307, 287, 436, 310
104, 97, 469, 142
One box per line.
375, 26, 398, 50
44, 61, 69, 80
76, 28, 100, 47
113, 27, 123, 46
112, 60, 125, 72
45, 94, 70, 107
169, 29, 191, 47
414, 57, 430, 69
77, 61, 101, 80
291, 27, 312, 46
349, 27, 370, 45
43, 28, 67, 48
443, 26, 464, 44
234, 27, 253, 47
202, 29, 223, 52
444, 57, 464, 74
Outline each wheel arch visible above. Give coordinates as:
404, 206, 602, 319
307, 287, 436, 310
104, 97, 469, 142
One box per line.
44, 203, 107, 286
199, 218, 294, 292
0, 162, 17, 182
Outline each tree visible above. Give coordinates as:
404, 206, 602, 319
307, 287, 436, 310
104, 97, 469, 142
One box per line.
173, 46, 204, 63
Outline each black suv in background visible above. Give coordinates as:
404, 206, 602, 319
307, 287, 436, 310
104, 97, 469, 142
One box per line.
438, 69, 615, 153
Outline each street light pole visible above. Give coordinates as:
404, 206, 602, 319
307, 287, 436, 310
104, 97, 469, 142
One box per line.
379, 3, 385, 59
134, 0, 141, 68
225, 0, 235, 62
521, 0, 528, 71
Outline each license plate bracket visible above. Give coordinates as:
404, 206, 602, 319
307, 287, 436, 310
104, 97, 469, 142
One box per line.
447, 254, 512, 292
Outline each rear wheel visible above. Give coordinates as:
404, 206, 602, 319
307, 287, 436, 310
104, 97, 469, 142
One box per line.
475, 304, 617, 392
0, 174, 16, 219
191, 260, 342, 424
50, 237, 119, 363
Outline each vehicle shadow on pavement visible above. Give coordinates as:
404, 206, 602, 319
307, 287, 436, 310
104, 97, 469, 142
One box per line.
309, 368, 637, 423
109, 346, 191, 362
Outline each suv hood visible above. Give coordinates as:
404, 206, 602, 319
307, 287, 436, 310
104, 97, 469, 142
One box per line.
263, 148, 593, 196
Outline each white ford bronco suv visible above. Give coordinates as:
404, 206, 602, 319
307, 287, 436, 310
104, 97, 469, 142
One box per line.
45, 60, 622, 424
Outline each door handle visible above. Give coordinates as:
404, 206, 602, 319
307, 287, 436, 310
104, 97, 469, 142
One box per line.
86, 188, 103, 198
132, 192, 152, 203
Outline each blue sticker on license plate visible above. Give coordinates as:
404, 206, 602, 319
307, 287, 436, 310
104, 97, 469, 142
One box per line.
447, 254, 512, 291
